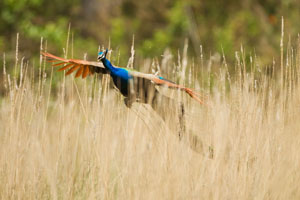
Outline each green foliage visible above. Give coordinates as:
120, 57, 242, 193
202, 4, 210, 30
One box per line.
0, 0, 82, 53
214, 11, 261, 55
167, 1, 189, 36
139, 0, 189, 57
141, 30, 171, 57
1, 0, 300, 67
111, 18, 126, 45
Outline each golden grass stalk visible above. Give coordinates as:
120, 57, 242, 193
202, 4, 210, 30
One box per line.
1, 33, 300, 199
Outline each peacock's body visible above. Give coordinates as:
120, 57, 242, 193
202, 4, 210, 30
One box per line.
42, 49, 207, 154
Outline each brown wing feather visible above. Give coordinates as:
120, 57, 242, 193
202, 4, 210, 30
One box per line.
82, 65, 89, 78
66, 65, 80, 76
75, 65, 84, 78
52, 62, 66, 67
58, 63, 74, 72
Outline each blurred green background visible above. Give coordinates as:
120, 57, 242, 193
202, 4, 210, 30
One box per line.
1, 0, 300, 65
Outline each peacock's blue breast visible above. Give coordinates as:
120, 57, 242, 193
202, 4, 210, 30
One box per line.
110, 68, 132, 96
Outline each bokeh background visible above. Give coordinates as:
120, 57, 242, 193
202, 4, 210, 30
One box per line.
1, 0, 300, 57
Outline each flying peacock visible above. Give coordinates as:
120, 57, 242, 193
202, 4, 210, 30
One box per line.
42, 49, 207, 152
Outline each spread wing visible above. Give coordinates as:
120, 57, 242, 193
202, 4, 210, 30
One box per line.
129, 71, 207, 105
42, 52, 108, 78
42, 52, 207, 105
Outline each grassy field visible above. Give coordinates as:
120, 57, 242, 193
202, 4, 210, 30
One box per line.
1, 34, 300, 199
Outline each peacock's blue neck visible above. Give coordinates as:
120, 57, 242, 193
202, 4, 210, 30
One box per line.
100, 57, 132, 96
101, 58, 117, 73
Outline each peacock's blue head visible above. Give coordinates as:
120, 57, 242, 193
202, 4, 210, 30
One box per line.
98, 49, 108, 61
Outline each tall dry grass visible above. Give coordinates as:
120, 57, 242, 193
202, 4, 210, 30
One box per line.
1, 28, 300, 199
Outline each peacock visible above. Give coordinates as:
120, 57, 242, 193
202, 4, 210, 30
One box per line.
42, 49, 207, 153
